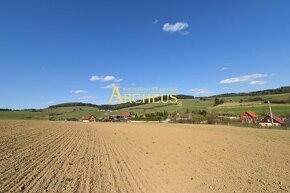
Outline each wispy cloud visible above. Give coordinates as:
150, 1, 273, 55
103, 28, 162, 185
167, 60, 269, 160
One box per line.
47, 101, 55, 105
188, 88, 214, 96
114, 78, 123, 82
153, 19, 158, 24
78, 96, 98, 100
220, 73, 268, 84
90, 75, 123, 82
70, 89, 87, 94
162, 22, 189, 33
101, 83, 119, 89
250, 80, 267, 85
220, 67, 229, 71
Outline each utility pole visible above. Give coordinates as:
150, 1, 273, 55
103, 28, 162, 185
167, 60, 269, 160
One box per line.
268, 100, 274, 126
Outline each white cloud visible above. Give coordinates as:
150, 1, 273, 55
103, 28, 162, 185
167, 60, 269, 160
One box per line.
188, 88, 214, 96
162, 22, 189, 32
102, 75, 116, 82
47, 101, 55, 104
114, 78, 123, 82
220, 67, 229, 71
250, 81, 267, 85
90, 75, 123, 82
70, 89, 87, 94
220, 73, 268, 84
101, 83, 118, 89
153, 19, 158, 24
90, 75, 101, 81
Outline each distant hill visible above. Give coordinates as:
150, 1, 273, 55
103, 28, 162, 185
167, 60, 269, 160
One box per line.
48, 95, 195, 110
212, 86, 290, 97
1, 86, 289, 121
49, 102, 99, 109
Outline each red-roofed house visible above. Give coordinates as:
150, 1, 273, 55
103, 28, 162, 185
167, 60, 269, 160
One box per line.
121, 112, 134, 119
82, 115, 96, 122
240, 111, 258, 124
259, 114, 285, 127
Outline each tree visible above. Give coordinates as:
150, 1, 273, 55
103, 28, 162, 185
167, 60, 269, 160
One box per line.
163, 110, 168, 117
199, 110, 207, 116
214, 98, 224, 106
214, 98, 219, 106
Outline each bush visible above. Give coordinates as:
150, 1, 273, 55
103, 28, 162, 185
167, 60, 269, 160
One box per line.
31, 109, 42, 112
214, 98, 224, 106
248, 97, 263, 102
199, 110, 207, 116
267, 99, 288, 104
0, 108, 12, 111
129, 117, 161, 121
191, 114, 206, 124
206, 113, 221, 124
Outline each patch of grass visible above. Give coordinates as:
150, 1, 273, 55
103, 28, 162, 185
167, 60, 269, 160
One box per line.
0, 106, 106, 121
213, 105, 290, 117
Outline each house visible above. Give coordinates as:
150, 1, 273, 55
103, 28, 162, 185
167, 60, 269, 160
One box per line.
175, 113, 192, 121
259, 114, 285, 127
121, 112, 134, 119
82, 115, 96, 122
109, 115, 122, 122
103, 116, 111, 122
240, 111, 258, 124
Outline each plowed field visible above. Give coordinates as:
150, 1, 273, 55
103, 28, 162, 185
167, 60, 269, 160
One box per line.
0, 121, 289, 193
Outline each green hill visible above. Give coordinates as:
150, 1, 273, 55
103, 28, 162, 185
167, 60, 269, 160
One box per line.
111, 93, 290, 117
0, 87, 290, 120
48, 95, 195, 110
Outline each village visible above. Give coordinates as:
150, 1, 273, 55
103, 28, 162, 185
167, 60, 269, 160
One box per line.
240, 111, 286, 126
81, 112, 135, 122
80, 109, 288, 127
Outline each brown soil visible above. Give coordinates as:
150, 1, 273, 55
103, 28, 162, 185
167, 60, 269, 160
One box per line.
0, 120, 289, 193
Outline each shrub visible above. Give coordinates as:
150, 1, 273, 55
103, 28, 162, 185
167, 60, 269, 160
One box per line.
214, 98, 224, 106
206, 113, 221, 124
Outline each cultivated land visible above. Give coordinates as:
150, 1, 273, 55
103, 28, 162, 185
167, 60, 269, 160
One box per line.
0, 121, 290, 193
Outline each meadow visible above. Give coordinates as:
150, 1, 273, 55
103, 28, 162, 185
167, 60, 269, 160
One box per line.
0, 93, 289, 121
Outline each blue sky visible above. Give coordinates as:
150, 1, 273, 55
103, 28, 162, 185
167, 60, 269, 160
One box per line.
0, 0, 290, 109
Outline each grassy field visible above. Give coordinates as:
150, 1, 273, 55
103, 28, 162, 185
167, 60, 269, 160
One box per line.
213, 93, 290, 103
0, 106, 107, 120
213, 105, 290, 116
0, 93, 289, 120
113, 93, 290, 117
